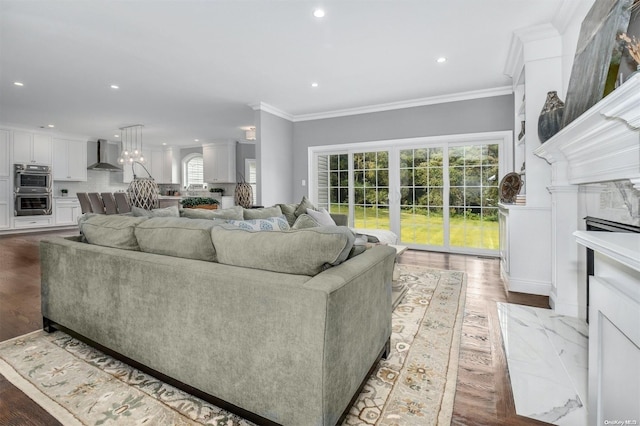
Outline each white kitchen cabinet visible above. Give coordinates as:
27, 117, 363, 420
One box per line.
0, 129, 10, 177
0, 178, 9, 229
54, 197, 81, 225
13, 131, 52, 165
53, 138, 87, 181
203, 141, 236, 183
13, 216, 54, 229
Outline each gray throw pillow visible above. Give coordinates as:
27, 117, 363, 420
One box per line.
294, 196, 316, 218
80, 215, 149, 250
291, 213, 320, 230
277, 203, 298, 226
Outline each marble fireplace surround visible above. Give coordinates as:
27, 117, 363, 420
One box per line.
534, 73, 640, 319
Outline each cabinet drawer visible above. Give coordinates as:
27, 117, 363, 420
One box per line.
13, 216, 54, 228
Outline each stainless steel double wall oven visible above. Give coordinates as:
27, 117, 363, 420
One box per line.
14, 164, 52, 216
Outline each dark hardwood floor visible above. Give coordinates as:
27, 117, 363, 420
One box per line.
0, 231, 551, 425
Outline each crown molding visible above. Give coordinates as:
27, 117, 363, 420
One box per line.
250, 102, 294, 121
292, 86, 513, 122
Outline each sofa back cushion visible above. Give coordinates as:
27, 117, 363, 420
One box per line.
80, 215, 149, 250
211, 225, 355, 276
243, 205, 282, 220
180, 205, 243, 220
131, 205, 180, 217
227, 215, 290, 231
135, 217, 223, 261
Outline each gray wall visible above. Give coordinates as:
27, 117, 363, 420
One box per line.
256, 110, 293, 205
236, 142, 255, 180
291, 95, 514, 201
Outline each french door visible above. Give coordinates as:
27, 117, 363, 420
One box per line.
312, 132, 508, 255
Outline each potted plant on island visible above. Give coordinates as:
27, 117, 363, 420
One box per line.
209, 187, 225, 196
180, 197, 220, 210
60, 189, 68, 197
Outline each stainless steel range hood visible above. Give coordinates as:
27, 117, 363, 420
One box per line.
87, 140, 122, 172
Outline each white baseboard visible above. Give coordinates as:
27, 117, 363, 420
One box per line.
549, 293, 584, 319
505, 277, 551, 296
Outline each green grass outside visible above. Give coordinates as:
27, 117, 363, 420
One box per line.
333, 204, 499, 250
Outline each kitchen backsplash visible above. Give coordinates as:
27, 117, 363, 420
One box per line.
53, 170, 129, 197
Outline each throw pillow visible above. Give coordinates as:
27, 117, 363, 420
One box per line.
306, 208, 336, 226
291, 213, 320, 230
294, 195, 316, 218
131, 205, 180, 217
227, 215, 290, 231
276, 203, 298, 226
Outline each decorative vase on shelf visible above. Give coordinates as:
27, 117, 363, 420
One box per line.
538, 91, 564, 143
517, 121, 525, 141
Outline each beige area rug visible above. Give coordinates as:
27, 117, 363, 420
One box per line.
0, 265, 466, 426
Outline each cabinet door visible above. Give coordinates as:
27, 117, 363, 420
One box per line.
203, 142, 236, 183
0, 179, 9, 229
150, 150, 164, 183
52, 138, 69, 180
55, 204, 74, 225
0, 130, 9, 177
32, 134, 52, 164
13, 131, 33, 164
66, 140, 87, 181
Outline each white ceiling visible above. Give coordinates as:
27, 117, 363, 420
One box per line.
0, 0, 584, 147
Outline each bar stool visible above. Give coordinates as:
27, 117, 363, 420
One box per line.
114, 192, 131, 213
88, 193, 105, 214
101, 193, 118, 215
77, 193, 93, 214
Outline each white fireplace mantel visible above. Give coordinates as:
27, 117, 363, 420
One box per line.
535, 72, 640, 188
529, 73, 640, 319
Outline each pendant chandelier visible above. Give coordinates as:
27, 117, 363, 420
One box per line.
117, 124, 145, 165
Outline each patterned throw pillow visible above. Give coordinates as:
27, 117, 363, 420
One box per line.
226, 215, 290, 231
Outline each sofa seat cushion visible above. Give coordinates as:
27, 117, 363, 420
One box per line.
135, 217, 224, 261
211, 225, 355, 276
242, 205, 282, 220
80, 215, 149, 250
180, 205, 243, 220
227, 215, 290, 231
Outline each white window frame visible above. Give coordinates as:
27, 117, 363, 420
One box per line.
308, 131, 512, 255
182, 153, 205, 189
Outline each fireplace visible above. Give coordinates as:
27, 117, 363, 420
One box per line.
584, 217, 640, 321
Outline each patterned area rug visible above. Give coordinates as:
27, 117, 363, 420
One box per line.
0, 265, 466, 426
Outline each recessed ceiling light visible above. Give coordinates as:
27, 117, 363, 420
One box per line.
313, 9, 325, 18
13, 81, 24, 86
47, 124, 55, 128
436, 57, 447, 63
194, 139, 199, 142
311, 82, 319, 88
114, 134, 119, 138
110, 84, 119, 89
162, 142, 167, 146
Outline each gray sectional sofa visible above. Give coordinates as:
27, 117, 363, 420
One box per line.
40, 209, 396, 426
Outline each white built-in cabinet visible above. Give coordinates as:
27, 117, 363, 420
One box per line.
13, 131, 52, 165
0, 130, 10, 229
203, 141, 236, 183
52, 138, 87, 181
499, 25, 560, 296
54, 197, 81, 225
